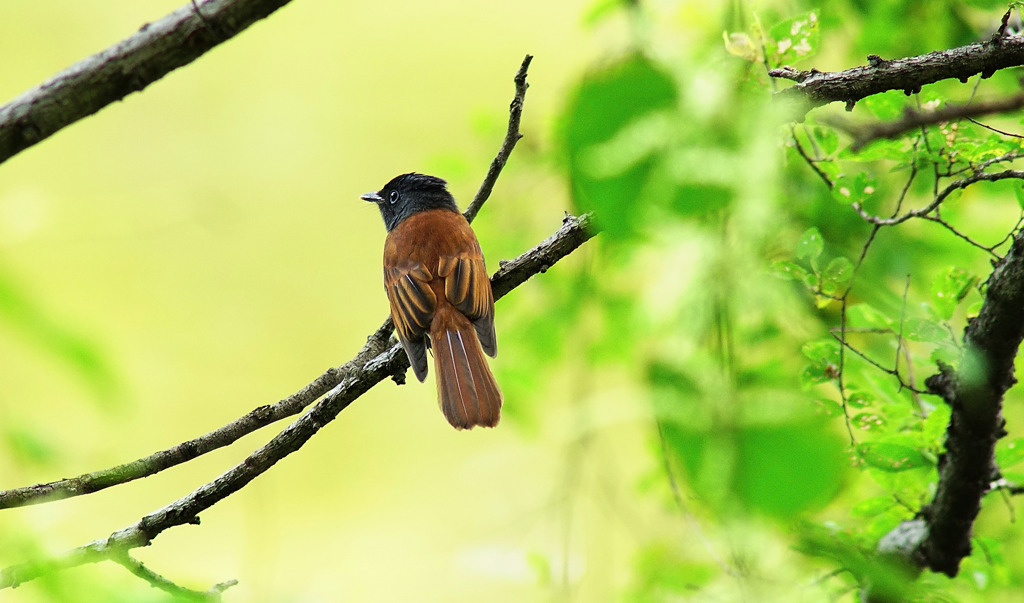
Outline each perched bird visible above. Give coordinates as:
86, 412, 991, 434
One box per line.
362, 173, 502, 429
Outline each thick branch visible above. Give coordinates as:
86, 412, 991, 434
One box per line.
0, 211, 597, 590
881, 230, 1024, 577
770, 33, 1024, 118
0, 0, 293, 166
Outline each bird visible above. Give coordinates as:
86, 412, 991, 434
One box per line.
362, 173, 502, 429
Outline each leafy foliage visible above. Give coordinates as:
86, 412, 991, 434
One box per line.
537, 0, 1024, 600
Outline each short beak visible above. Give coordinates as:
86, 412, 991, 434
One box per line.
360, 191, 383, 203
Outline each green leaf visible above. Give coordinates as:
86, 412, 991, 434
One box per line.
811, 125, 839, 156
770, 260, 808, 281
734, 421, 846, 517
847, 390, 874, 409
802, 339, 840, 364
801, 363, 834, 388
930, 342, 961, 367
821, 256, 855, 295
813, 397, 844, 418
560, 54, 677, 239
851, 496, 896, 518
668, 181, 734, 218
846, 303, 894, 330
647, 361, 701, 395
796, 227, 824, 263
580, 111, 673, 179
902, 318, 948, 343
858, 442, 931, 472
767, 11, 820, 65
852, 412, 887, 431
931, 267, 976, 321
921, 404, 951, 449
831, 172, 877, 205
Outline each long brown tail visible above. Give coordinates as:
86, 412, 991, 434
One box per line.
431, 307, 502, 429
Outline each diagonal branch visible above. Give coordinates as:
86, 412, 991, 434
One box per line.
770, 27, 1024, 119
0, 211, 597, 590
0, 53, 535, 511
0, 0, 294, 166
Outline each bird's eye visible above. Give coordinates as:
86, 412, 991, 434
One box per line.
389, 191, 400, 204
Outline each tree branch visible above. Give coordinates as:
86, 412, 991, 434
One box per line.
0, 367, 345, 509
0, 53, 536, 511
770, 29, 1024, 119
0, 211, 597, 591
852, 169, 1024, 226
110, 551, 237, 601
822, 92, 1024, 151
879, 230, 1024, 577
0, 0, 294, 166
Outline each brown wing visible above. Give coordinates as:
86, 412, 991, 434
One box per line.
438, 242, 497, 357
383, 261, 435, 381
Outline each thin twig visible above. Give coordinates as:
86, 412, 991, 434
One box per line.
829, 329, 930, 395
465, 54, 533, 223
110, 552, 237, 601
852, 169, 1024, 226
966, 117, 1024, 139
790, 125, 834, 189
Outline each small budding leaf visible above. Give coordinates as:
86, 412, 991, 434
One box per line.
796, 227, 824, 263
821, 257, 855, 295
769, 260, 808, 282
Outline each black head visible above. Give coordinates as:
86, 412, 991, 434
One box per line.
361, 173, 459, 232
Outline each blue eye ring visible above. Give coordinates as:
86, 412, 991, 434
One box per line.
389, 190, 400, 204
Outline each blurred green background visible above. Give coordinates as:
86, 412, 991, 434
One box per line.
3, 1, 1024, 602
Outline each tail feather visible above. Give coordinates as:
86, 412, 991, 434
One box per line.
432, 311, 502, 429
